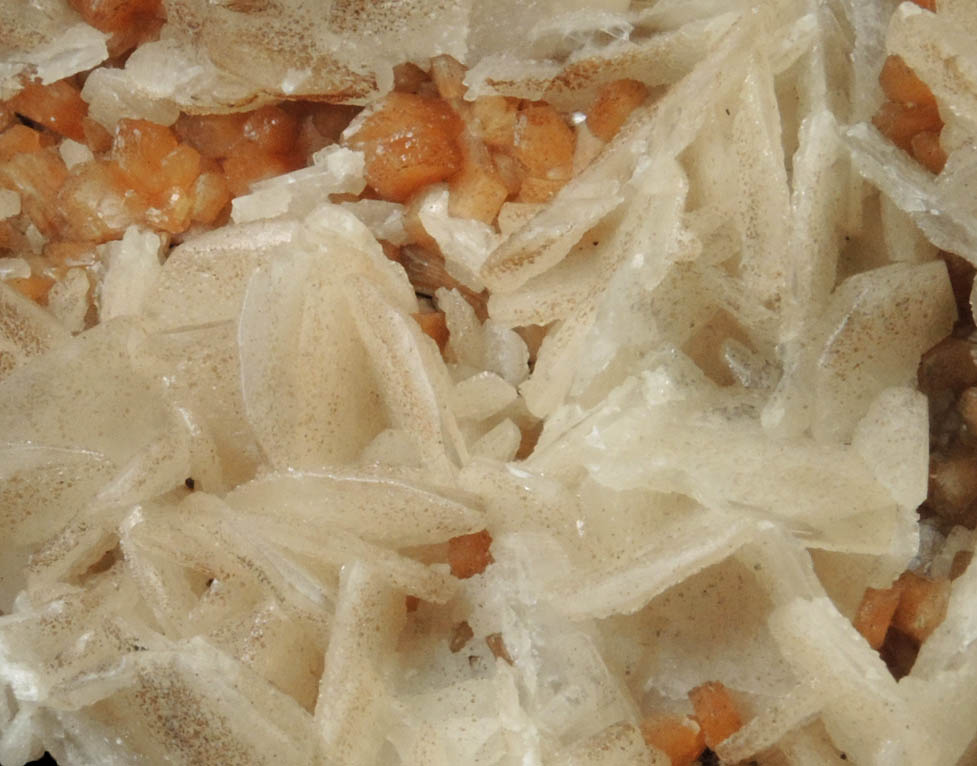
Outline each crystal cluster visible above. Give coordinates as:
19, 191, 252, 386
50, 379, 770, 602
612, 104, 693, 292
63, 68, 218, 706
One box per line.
2, 1, 977, 765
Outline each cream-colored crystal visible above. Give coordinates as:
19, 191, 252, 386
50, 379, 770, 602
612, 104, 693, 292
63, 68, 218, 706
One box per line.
98, 227, 164, 321
0, 190, 21, 220
3, 0, 977, 763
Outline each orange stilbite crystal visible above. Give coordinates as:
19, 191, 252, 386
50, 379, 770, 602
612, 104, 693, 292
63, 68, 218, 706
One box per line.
911, 130, 947, 174
175, 112, 249, 160
10, 79, 88, 142
874, 53, 945, 173
892, 572, 951, 644
640, 714, 706, 766
221, 151, 301, 197
6, 274, 55, 304
0, 149, 69, 236
872, 101, 942, 153
512, 102, 575, 181
430, 55, 468, 101
0, 125, 45, 161
111, 119, 180, 195
67, 0, 164, 56
243, 106, 300, 156
411, 311, 450, 352
57, 160, 140, 242
472, 96, 519, 151
344, 92, 463, 202
688, 681, 743, 749
587, 79, 649, 142
190, 170, 231, 225
880, 56, 937, 107
449, 134, 509, 223
853, 585, 903, 650
448, 529, 493, 579
68, 0, 162, 33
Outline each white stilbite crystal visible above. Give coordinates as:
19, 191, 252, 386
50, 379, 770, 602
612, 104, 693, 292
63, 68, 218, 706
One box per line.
0, 10, 108, 100
348, 275, 464, 477
452, 372, 518, 422
0, 189, 21, 220
0, 319, 172, 468
898, 645, 977, 766
0, 702, 44, 766
782, 109, 845, 327
548, 506, 754, 620
929, 526, 976, 581
81, 67, 181, 129
26, 23, 108, 86
237, 239, 391, 469
887, 3, 977, 132
470, 419, 522, 462
847, 123, 977, 259
231, 147, 366, 224
913, 552, 977, 678
852, 386, 929, 511
731, 54, 791, 307
810, 261, 955, 443
497, 202, 543, 236
777, 723, 848, 765
716, 684, 823, 763
440, 287, 486, 367
24, 225, 45, 255
563, 722, 667, 766
881, 192, 938, 265
57, 139, 94, 170
226, 468, 483, 548
98, 227, 164, 321
79, 638, 323, 765
46, 268, 91, 334
465, 11, 738, 110
339, 200, 409, 245
315, 562, 404, 766
417, 187, 500, 292
0, 258, 30, 280
0, 445, 113, 610
143, 220, 300, 330
7, 0, 977, 762
360, 428, 425, 468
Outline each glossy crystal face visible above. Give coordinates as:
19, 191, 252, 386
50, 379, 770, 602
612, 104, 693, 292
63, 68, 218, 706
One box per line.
1, 2, 977, 766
